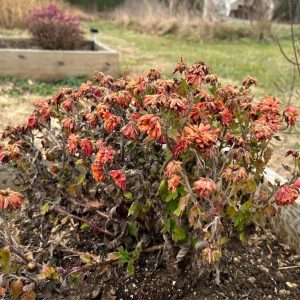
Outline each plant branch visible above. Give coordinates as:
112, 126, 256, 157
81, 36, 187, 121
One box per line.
54, 206, 115, 236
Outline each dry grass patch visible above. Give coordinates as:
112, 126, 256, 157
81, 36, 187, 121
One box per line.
0, 95, 36, 130
0, 0, 93, 29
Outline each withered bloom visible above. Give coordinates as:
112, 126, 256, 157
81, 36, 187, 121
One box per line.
284, 106, 298, 127
91, 164, 105, 182
109, 170, 126, 190
168, 175, 181, 192
193, 177, 216, 199
103, 112, 121, 133
67, 134, 79, 155
0, 189, 24, 210
252, 116, 281, 141
94, 145, 116, 166
219, 108, 234, 126
184, 123, 219, 150
173, 57, 187, 74
256, 96, 280, 116
221, 164, 248, 183
173, 133, 191, 157
138, 114, 162, 140
62, 118, 76, 133
164, 160, 182, 179
85, 112, 98, 128
275, 184, 298, 206
186, 61, 210, 86
80, 138, 93, 157
121, 122, 139, 140
242, 76, 257, 89
147, 69, 161, 81
27, 115, 38, 130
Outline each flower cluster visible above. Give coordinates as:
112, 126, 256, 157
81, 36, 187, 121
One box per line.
164, 160, 182, 192
0, 189, 24, 210
275, 179, 300, 206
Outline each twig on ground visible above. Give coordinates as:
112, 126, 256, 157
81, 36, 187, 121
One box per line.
54, 206, 115, 236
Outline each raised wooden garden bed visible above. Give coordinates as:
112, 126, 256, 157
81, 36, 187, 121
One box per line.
0, 37, 119, 80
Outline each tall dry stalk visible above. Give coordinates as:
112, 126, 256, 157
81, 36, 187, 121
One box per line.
0, 0, 90, 29
0, 0, 61, 29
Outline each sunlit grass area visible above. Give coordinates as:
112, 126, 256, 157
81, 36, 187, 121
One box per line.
87, 21, 299, 98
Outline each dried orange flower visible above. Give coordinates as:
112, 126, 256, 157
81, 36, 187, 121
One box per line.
61, 98, 73, 112
62, 118, 76, 133
103, 112, 121, 133
0, 189, 24, 210
168, 175, 181, 192
80, 138, 93, 157
189, 102, 208, 123
121, 122, 139, 140
128, 76, 147, 95
109, 170, 126, 190
6, 142, 21, 159
164, 160, 182, 179
173, 57, 187, 74
147, 69, 161, 81
284, 106, 298, 127
27, 115, 38, 130
93, 71, 113, 86
252, 116, 281, 141
221, 164, 248, 183
220, 108, 234, 126
96, 103, 109, 118
184, 123, 219, 150
67, 134, 79, 155
173, 133, 191, 157
186, 61, 209, 86
242, 76, 257, 89
39, 103, 51, 121
256, 96, 280, 115
166, 94, 187, 112
138, 114, 162, 140
91, 164, 105, 182
94, 145, 116, 166
85, 112, 98, 128
275, 184, 299, 206
193, 177, 216, 199
114, 91, 133, 108
143, 94, 163, 109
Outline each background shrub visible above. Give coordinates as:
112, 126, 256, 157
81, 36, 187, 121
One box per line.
28, 5, 83, 50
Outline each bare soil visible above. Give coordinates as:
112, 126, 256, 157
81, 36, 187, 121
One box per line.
13, 214, 300, 300
27, 229, 300, 300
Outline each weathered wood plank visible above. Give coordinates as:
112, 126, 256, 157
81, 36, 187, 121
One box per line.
0, 38, 119, 80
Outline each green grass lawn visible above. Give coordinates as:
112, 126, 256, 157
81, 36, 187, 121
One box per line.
86, 21, 299, 99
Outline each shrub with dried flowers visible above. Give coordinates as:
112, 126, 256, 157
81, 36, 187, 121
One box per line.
28, 5, 83, 50
0, 59, 299, 287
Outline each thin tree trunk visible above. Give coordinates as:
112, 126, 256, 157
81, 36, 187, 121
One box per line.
295, 0, 300, 23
